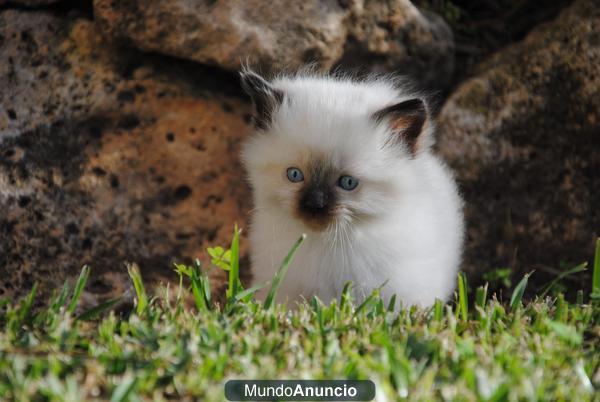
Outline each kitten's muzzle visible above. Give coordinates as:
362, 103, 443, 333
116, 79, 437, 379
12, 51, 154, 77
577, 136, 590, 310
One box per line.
294, 167, 337, 231
300, 189, 330, 214
296, 187, 336, 231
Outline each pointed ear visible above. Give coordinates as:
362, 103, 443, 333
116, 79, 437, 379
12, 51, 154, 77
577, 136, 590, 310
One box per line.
240, 69, 284, 130
372, 98, 428, 155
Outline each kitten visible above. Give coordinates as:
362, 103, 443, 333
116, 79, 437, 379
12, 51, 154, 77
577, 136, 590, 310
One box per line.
240, 69, 464, 307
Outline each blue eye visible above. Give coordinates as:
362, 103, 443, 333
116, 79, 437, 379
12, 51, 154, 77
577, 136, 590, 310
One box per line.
338, 175, 359, 191
286, 167, 304, 183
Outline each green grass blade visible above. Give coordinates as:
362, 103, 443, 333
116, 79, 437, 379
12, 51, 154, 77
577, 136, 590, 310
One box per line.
457, 272, 468, 320
49, 282, 70, 314
227, 224, 241, 300
77, 297, 122, 321
195, 259, 212, 308
127, 263, 148, 315
433, 299, 443, 322
475, 283, 488, 309
354, 292, 378, 317
190, 267, 209, 312
593, 238, 600, 294
18, 282, 38, 324
340, 282, 353, 310
67, 265, 90, 314
263, 233, 306, 309
110, 376, 137, 402
539, 262, 587, 298
510, 271, 533, 310
233, 282, 267, 303
387, 294, 397, 312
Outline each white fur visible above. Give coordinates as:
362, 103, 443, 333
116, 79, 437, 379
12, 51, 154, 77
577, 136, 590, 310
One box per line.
242, 73, 464, 307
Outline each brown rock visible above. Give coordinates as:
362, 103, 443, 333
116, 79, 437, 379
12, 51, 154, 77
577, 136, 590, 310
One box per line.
93, 0, 348, 73
337, 0, 455, 89
93, 0, 454, 89
0, 11, 252, 302
1, 0, 61, 6
436, 0, 600, 282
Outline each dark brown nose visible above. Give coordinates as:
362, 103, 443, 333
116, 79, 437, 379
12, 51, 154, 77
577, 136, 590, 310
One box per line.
300, 189, 329, 214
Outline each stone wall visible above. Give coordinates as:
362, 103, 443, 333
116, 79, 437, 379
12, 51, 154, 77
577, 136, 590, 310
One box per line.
1, 0, 598, 301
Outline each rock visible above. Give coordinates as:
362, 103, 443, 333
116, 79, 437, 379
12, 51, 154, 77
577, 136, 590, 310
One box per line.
93, 0, 454, 89
1, 0, 61, 6
1, 11, 115, 138
93, 0, 348, 73
436, 0, 600, 280
0, 10, 252, 301
337, 0, 455, 89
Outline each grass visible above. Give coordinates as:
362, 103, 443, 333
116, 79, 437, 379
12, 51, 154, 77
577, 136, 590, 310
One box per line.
0, 231, 599, 401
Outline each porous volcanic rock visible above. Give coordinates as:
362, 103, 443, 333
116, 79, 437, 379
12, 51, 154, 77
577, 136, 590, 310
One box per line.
93, 0, 454, 89
93, 0, 348, 73
338, 0, 455, 89
0, 10, 252, 302
1, 0, 61, 6
436, 0, 600, 281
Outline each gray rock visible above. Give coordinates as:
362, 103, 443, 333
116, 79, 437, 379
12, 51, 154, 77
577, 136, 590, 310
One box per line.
337, 0, 455, 89
436, 0, 600, 279
93, 0, 348, 73
93, 0, 454, 89
0, 0, 61, 6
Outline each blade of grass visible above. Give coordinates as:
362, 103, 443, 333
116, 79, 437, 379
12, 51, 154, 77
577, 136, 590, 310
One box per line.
227, 224, 241, 300
77, 297, 122, 321
127, 263, 148, 315
49, 282, 70, 314
593, 238, 600, 295
110, 376, 137, 402
340, 282, 353, 310
387, 294, 397, 312
190, 266, 210, 311
510, 271, 533, 310
233, 282, 267, 303
67, 265, 90, 314
264, 234, 306, 309
475, 283, 488, 309
354, 292, 378, 317
457, 272, 468, 320
353, 281, 387, 317
195, 259, 212, 308
433, 299, 443, 322
539, 262, 587, 298
18, 282, 38, 324
576, 289, 584, 304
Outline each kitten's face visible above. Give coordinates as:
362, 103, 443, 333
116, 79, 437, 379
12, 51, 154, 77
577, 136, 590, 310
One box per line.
243, 118, 407, 233
240, 70, 429, 233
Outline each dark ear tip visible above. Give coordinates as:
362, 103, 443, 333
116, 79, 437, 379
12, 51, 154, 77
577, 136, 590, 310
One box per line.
239, 69, 283, 130
402, 98, 427, 115
372, 97, 428, 124
239, 69, 269, 94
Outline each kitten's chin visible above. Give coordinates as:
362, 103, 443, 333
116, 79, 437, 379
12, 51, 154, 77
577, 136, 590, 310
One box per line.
293, 209, 337, 233
297, 218, 331, 233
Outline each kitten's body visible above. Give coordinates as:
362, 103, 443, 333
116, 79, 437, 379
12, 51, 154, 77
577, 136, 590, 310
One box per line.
242, 72, 463, 307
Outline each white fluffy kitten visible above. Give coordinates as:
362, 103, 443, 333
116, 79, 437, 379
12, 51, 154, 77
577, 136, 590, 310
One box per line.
241, 69, 464, 307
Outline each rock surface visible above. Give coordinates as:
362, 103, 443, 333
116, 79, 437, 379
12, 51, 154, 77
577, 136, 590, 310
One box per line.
1, 0, 597, 301
93, 0, 348, 74
93, 0, 454, 89
1, 0, 60, 6
338, 0, 454, 89
0, 10, 252, 301
436, 0, 600, 280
